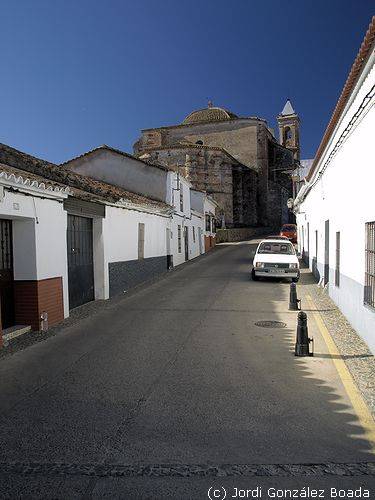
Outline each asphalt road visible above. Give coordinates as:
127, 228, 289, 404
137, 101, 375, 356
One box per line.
0, 241, 374, 499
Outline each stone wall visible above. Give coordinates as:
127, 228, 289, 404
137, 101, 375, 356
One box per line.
216, 227, 272, 243
135, 118, 296, 229
135, 119, 262, 169
233, 165, 258, 226
145, 147, 238, 227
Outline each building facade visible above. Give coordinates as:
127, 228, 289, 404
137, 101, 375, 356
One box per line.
134, 102, 298, 229
63, 145, 217, 269
294, 18, 375, 352
0, 143, 216, 343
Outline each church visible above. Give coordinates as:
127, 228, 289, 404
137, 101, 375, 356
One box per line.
134, 100, 300, 229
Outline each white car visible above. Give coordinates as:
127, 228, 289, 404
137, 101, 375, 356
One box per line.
251, 239, 300, 282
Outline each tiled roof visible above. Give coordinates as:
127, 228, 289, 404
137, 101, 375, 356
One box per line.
307, 16, 375, 182
0, 143, 169, 210
182, 106, 238, 124
141, 116, 267, 132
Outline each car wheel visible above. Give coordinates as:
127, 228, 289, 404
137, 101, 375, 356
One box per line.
251, 269, 259, 281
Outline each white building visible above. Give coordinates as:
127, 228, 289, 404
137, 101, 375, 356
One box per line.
0, 142, 218, 342
191, 188, 218, 253
0, 144, 171, 340
62, 145, 217, 268
294, 18, 375, 352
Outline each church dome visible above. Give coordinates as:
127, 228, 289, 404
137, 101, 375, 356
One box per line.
182, 104, 238, 125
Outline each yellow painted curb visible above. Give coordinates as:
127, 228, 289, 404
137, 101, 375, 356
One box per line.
305, 294, 375, 454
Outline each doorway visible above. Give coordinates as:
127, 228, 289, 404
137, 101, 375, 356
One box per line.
324, 220, 330, 286
0, 219, 15, 328
198, 227, 203, 254
67, 215, 95, 309
184, 226, 189, 261
166, 228, 173, 269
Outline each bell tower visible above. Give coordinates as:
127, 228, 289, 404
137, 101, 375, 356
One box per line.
277, 99, 300, 161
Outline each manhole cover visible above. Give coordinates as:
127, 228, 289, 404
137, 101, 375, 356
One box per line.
254, 320, 287, 329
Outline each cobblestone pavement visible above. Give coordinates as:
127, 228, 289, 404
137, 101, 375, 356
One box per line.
1, 461, 374, 478
299, 269, 375, 418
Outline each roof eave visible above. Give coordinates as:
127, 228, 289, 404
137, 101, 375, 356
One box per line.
307, 16, 375, 182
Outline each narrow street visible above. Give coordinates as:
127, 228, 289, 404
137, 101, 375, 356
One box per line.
0, 241, 374, 499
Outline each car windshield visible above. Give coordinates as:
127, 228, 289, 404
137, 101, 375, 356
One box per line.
258, 242, 295, 255
282, 225, 296, 231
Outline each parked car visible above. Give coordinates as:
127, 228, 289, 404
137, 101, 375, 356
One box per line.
251, 239, 300, 282
280, 224, 297, 243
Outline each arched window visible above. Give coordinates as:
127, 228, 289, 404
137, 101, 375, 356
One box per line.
195, 140, 203, 145
284, 127, 292, 143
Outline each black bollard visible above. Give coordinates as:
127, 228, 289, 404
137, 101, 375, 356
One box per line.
295, 311, 313, 356
289, 282, 300, 310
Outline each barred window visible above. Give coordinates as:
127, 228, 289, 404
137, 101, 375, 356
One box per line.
365, 222, 375, 308
180, 188, 183, 212
205, 214, 211, 232
335, 231, 340, 287
178, 225, 182, 253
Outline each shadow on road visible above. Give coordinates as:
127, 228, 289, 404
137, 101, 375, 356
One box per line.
0, 239, 373, 499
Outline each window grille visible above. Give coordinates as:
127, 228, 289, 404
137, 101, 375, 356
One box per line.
180, 188, 183, 212
335, 231, 340, 287
365, 222, 375, 308
178, 225, 182, 253
205, 214, 211, 232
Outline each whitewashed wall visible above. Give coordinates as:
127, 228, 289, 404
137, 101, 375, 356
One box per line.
168, 174, 206, 266
296, 53, 375, 352
97, 205, 170, 298
204, 197, 217, 237
67, 149, 168, 202
0, 186, 69, 316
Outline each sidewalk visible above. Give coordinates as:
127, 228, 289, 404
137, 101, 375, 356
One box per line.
298, 267, 375, 420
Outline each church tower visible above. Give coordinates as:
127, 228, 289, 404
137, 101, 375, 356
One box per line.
277, 100, 300, 161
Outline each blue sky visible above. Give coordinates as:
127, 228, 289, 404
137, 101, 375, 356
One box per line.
1, 0, 373, 163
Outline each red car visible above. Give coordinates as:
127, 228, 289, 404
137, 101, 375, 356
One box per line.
280, 224, 297, 244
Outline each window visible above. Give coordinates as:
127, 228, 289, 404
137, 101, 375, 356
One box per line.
324, 220, 330, 286
205, 214, 211, 232
335, 231, 340, 287
307, 222, 310, 263
284, 127, 293, 144
138, 223, 145, 259
211, 218, 216, 233
193, 226, 196, 243
178, 225, 182, 253
258, 242, 295, 255
180, 187, 183, 212
365, 221, 375, 308
195, 140, 203, 145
